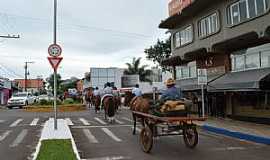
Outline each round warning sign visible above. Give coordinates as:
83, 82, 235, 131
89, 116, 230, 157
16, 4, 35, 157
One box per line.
48, 44, 62, 57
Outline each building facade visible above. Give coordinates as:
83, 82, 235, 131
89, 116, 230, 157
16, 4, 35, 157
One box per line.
160, 0, 270, 123
14, 79, 45, 94
90, 67, 124, 89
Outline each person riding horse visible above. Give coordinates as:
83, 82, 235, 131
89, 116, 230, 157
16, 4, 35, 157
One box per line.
101, 82, 116, 122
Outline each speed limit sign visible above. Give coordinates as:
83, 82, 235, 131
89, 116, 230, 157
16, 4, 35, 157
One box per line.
48, 44, 62, 57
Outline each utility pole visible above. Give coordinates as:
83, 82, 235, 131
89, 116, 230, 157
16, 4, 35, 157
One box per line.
24, 62, 34, 92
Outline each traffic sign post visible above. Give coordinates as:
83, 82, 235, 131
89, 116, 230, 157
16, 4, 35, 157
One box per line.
47, 0, 62, 130
197, 69, 207, 118
48, 44, 62, 57
48, 57, 63, 71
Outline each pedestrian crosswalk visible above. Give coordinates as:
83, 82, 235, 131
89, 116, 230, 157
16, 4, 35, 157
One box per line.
0, 116, 134, 128
0, 116, 136, 147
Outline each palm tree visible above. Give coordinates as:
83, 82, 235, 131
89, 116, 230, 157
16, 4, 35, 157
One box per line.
124, 57, 153, 83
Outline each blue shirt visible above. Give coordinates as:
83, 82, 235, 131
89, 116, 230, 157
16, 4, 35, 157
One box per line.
132, 87, 142, 97
160, 86, 182, 100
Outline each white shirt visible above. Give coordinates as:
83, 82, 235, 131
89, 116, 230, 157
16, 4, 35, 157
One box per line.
93, 90, 100, 96
132, 87, 142, 97
103, 87, 113, 95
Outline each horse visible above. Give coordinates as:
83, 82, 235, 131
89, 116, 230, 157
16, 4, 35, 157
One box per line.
113, 96, 121, 112
93, 95, 101, 113
103, 95, 116, 123
124, 91, 151, 134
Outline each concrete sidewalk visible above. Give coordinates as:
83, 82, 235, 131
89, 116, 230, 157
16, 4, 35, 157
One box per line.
195, 117, 270, 145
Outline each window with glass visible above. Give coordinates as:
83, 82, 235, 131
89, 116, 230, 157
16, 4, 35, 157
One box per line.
231, 43, 270, 72
261, 50, 270, 67
198, 13, 219, 38
227, 0, 269, 25
174, 32, 180, 48
176, 61, 197, 79
173, 25, 193, 48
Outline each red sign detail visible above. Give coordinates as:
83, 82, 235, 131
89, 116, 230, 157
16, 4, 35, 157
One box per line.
48, 57, 63, 71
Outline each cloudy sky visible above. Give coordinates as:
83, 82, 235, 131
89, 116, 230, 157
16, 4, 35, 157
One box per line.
0, 0, 169, 80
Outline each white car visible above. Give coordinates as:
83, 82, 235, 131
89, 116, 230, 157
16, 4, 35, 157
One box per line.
7, 92, 35, 109
38, 95, 52, 101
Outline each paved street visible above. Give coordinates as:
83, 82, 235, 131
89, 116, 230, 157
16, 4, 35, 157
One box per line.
0, 107, 270, 160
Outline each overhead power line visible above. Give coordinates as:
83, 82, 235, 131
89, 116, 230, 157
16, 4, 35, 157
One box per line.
0, 12, 151, 39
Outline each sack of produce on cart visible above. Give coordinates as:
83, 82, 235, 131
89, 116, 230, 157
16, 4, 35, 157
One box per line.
153, 100, 188, 117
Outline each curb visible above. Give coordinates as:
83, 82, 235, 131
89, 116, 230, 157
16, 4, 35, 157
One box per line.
32, 118, 81, 160
202, 125, 270, 145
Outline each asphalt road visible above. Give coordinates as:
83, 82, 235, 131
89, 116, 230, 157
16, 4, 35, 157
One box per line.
0, 106, 269, 160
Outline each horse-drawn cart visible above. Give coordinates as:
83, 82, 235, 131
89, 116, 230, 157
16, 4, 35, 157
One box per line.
132, 111, 207, 153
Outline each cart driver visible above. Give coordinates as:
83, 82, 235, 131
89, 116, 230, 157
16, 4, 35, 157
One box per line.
160, 78, 182, 101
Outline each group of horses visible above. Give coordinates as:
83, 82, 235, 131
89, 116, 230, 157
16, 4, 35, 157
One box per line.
84, 88, 151, 123
85, 90, 121, 123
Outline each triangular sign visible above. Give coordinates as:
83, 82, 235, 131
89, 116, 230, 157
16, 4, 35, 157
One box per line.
48, 57, 63, 70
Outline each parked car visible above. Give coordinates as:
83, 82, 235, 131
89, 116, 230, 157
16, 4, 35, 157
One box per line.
38, 95, 53, 101
7, 92, 35, 109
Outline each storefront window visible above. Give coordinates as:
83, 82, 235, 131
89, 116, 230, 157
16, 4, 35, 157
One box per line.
181, 67, 189, 78
231, 43, 270, 71
176, 67, 182, 80
235, 56, 245, 71
176, 61, 197, 80
174, 32, 180, 48
246, 53, 260, 69
261, 50, 270, 67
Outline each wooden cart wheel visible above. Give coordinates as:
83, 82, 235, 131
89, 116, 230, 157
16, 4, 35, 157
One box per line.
183, 126, 198, 149
140, 125, 153, 153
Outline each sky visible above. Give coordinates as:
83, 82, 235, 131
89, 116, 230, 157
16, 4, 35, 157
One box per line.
0, 0, 169, 80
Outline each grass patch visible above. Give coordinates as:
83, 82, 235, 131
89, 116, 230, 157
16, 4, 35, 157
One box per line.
36, 139, 77, 160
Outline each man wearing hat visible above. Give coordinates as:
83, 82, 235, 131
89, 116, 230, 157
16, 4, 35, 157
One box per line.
160, 78, 182, 101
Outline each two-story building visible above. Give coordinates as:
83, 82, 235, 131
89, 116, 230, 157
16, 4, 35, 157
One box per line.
160, 0, 270, 124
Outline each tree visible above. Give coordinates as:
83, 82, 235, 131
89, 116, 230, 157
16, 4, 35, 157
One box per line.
124, 57, 153, 83
46, 74, 62, 95
144, 38, 171, 71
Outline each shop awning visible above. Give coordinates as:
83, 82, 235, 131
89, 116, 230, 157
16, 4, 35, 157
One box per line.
176, 75, 221, 91
208, 68, 270, 92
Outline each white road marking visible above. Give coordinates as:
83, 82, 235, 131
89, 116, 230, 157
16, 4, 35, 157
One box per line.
82, 156, 131, 160
0, 120, 5, 123
30, 118, 39, 126
83, 129, 98, 143
94, 117, 107, 125
10, 129, 28, 147
121, 117, 133, 123
101, 128, 122, 142
115, 119, 124, 125
9, 119, 23, 127
65, 118, 74, 126
227, 147, 246, 150
79, 118, 91, 125
0, 130, 12, 141
210, 146, 246, 151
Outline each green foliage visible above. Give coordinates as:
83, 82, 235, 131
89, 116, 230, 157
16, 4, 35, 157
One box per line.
38, 99, 62, 106
144, 38, 172, 71
47, 74, 62, 94
124, 57, 153, 83
63, 98, 75, 104
36, 139, 77, 160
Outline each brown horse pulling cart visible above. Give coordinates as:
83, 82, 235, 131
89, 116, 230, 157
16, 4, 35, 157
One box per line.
132, 111, 207, 153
